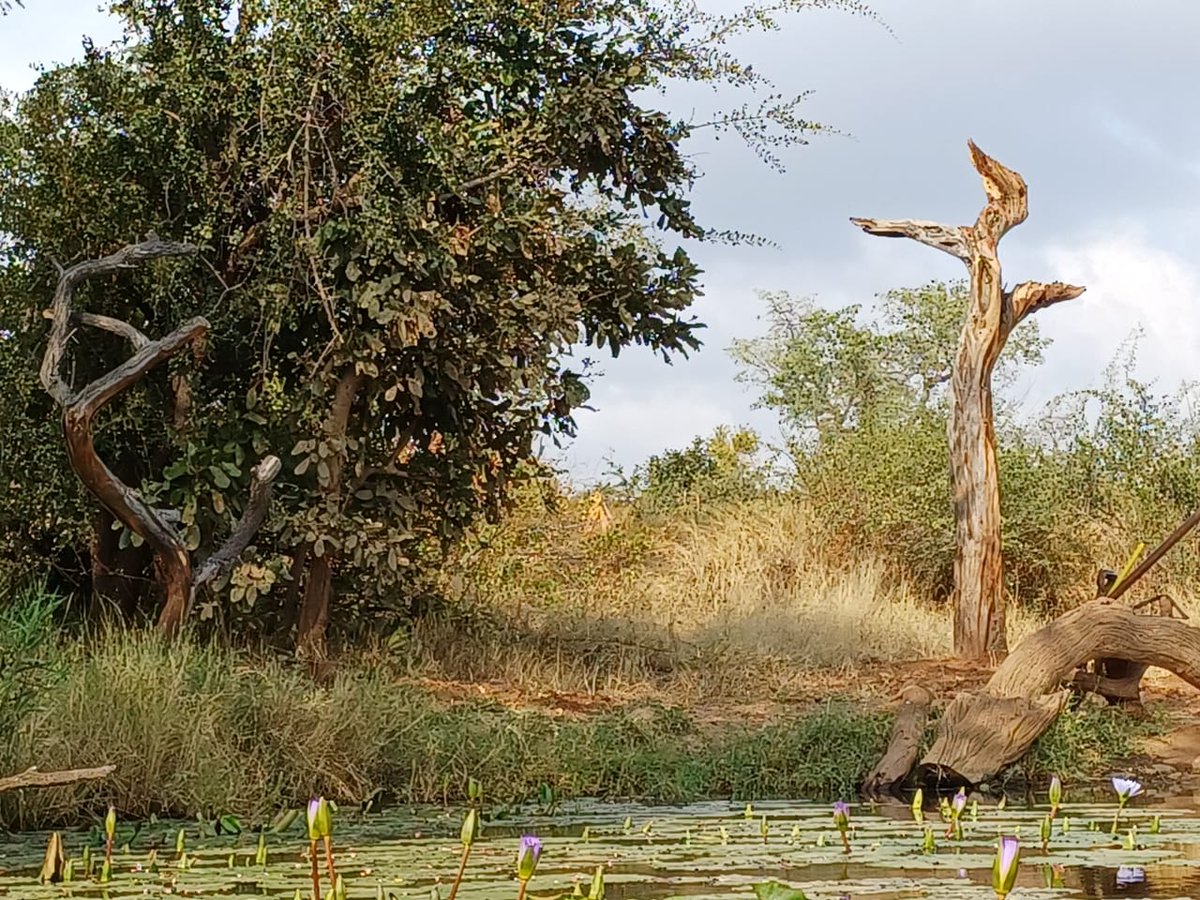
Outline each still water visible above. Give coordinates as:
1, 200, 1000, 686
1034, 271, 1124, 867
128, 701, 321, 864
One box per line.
6, 795, 1200, 899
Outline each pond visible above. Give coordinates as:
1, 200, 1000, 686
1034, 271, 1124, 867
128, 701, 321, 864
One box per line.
5, 793, 1200, 900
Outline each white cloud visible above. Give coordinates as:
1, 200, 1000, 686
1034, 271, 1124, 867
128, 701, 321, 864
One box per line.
1031, 230, 1200, 402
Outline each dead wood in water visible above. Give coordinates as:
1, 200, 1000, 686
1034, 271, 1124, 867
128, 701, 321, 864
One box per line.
909, 599, 1200, 787
0, 764, 116, 794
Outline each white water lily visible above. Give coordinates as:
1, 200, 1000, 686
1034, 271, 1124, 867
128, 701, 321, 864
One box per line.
1112, 777, 1143, 804
1116, 865, 1145, 887
1111, 777, 1143, 835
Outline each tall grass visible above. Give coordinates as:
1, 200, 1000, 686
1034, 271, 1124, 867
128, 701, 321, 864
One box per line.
424, 488, 966, 699
2, 628, 891, 829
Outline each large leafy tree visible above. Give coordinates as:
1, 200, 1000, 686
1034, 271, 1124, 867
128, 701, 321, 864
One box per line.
1, 0, 875, 654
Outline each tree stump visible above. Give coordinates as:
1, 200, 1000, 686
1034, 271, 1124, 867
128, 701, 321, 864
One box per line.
862, 684, 933, 797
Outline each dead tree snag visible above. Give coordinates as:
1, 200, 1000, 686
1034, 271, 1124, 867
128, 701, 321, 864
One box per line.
851, 141, 1085, 659
38, 238, 281, 636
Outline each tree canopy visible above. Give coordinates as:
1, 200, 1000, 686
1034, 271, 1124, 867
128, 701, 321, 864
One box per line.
730, 282, 1047, 447
0, 0, 875, 653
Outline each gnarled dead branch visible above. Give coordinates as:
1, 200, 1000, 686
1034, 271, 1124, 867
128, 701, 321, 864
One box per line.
38, 238, 281, 636
0, 764, 116, 794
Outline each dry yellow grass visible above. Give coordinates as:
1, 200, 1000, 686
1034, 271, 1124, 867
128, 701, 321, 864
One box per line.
415, 490, 984, 702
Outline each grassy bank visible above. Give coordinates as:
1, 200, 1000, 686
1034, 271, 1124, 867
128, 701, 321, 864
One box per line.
1, 630, 892, 829
1, 624, 1167, 831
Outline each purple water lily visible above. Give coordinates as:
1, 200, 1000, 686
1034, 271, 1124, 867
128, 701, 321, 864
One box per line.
517, 835, 542, 882
832, 801, 851, 829
951, 787, 967, 815
992, 835, 1020, 899
832, 801, 852, 854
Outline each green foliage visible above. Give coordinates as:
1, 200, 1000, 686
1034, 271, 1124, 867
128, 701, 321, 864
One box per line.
733, 282, 1200, 608
1025, 702, 1169, 783
617, 426, 768, 516
0, 576, 65, 768
0, 0, 873, 640
730, 282, 1046, 446
5, 632, 889, 827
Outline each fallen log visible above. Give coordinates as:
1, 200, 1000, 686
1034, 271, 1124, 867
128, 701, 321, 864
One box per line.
0, 764, 115, 794
920, 691, 1068, 787
911, 598, 1200, 787
862, 684, 932, 797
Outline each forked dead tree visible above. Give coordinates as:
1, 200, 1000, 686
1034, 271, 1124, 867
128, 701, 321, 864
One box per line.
38, 237, 280, 636
851, 141, 1085, 659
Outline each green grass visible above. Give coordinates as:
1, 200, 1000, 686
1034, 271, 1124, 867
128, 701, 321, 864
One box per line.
1, 629, 892, 829
1025, 701, 1171, 782
0, 584, 1167, 830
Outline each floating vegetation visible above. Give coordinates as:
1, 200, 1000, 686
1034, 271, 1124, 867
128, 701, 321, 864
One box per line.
1, 792, 1200, 899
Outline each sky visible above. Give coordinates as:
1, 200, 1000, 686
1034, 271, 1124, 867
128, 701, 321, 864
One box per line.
5, 1, 1200, 483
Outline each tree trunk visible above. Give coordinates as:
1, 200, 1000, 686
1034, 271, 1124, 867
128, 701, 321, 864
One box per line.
38, 239, 280, 638
294, 369, 363, 660
948, 360, 1005, 658
296, 553, 333, 660
852, 141, 1085, 658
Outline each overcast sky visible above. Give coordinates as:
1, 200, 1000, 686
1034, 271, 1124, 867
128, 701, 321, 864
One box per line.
5, 1, 1200, 483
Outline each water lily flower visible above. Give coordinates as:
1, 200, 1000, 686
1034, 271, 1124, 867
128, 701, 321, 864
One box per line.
307, 797, 333, 841
460, 809, 480, 849
910, 788, 924, 824
832, 801, 850, 831
1112, 777, 1143, 805
103, 807, 117, 870
944, 787, 967, 838
447, 809, 481, 900
1116, 865, 1145, 887
517, 835, 542, 883
305, 798, 336, 900
1048, 775, 1062, 815
1111, 777, 1143, 834
952, 788, 967, 816
832, 802, 851, 854
992, 835, 1020, 900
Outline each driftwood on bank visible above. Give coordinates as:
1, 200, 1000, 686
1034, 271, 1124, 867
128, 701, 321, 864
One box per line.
0, 764, 116, 794
910, 598, 1200, 789
862, 684, 933, 796
37, 237, 281, 637
851, 142, 1085, 659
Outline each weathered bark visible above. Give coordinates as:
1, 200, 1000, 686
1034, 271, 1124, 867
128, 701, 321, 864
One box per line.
920, 690, 1068, 787
295, 369, 363, 659
0, 764, 115, 794
916, 598, 1200, 786
851, 142, 1085, 659
862, 684, 932, 797
38, 238, 281, 636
